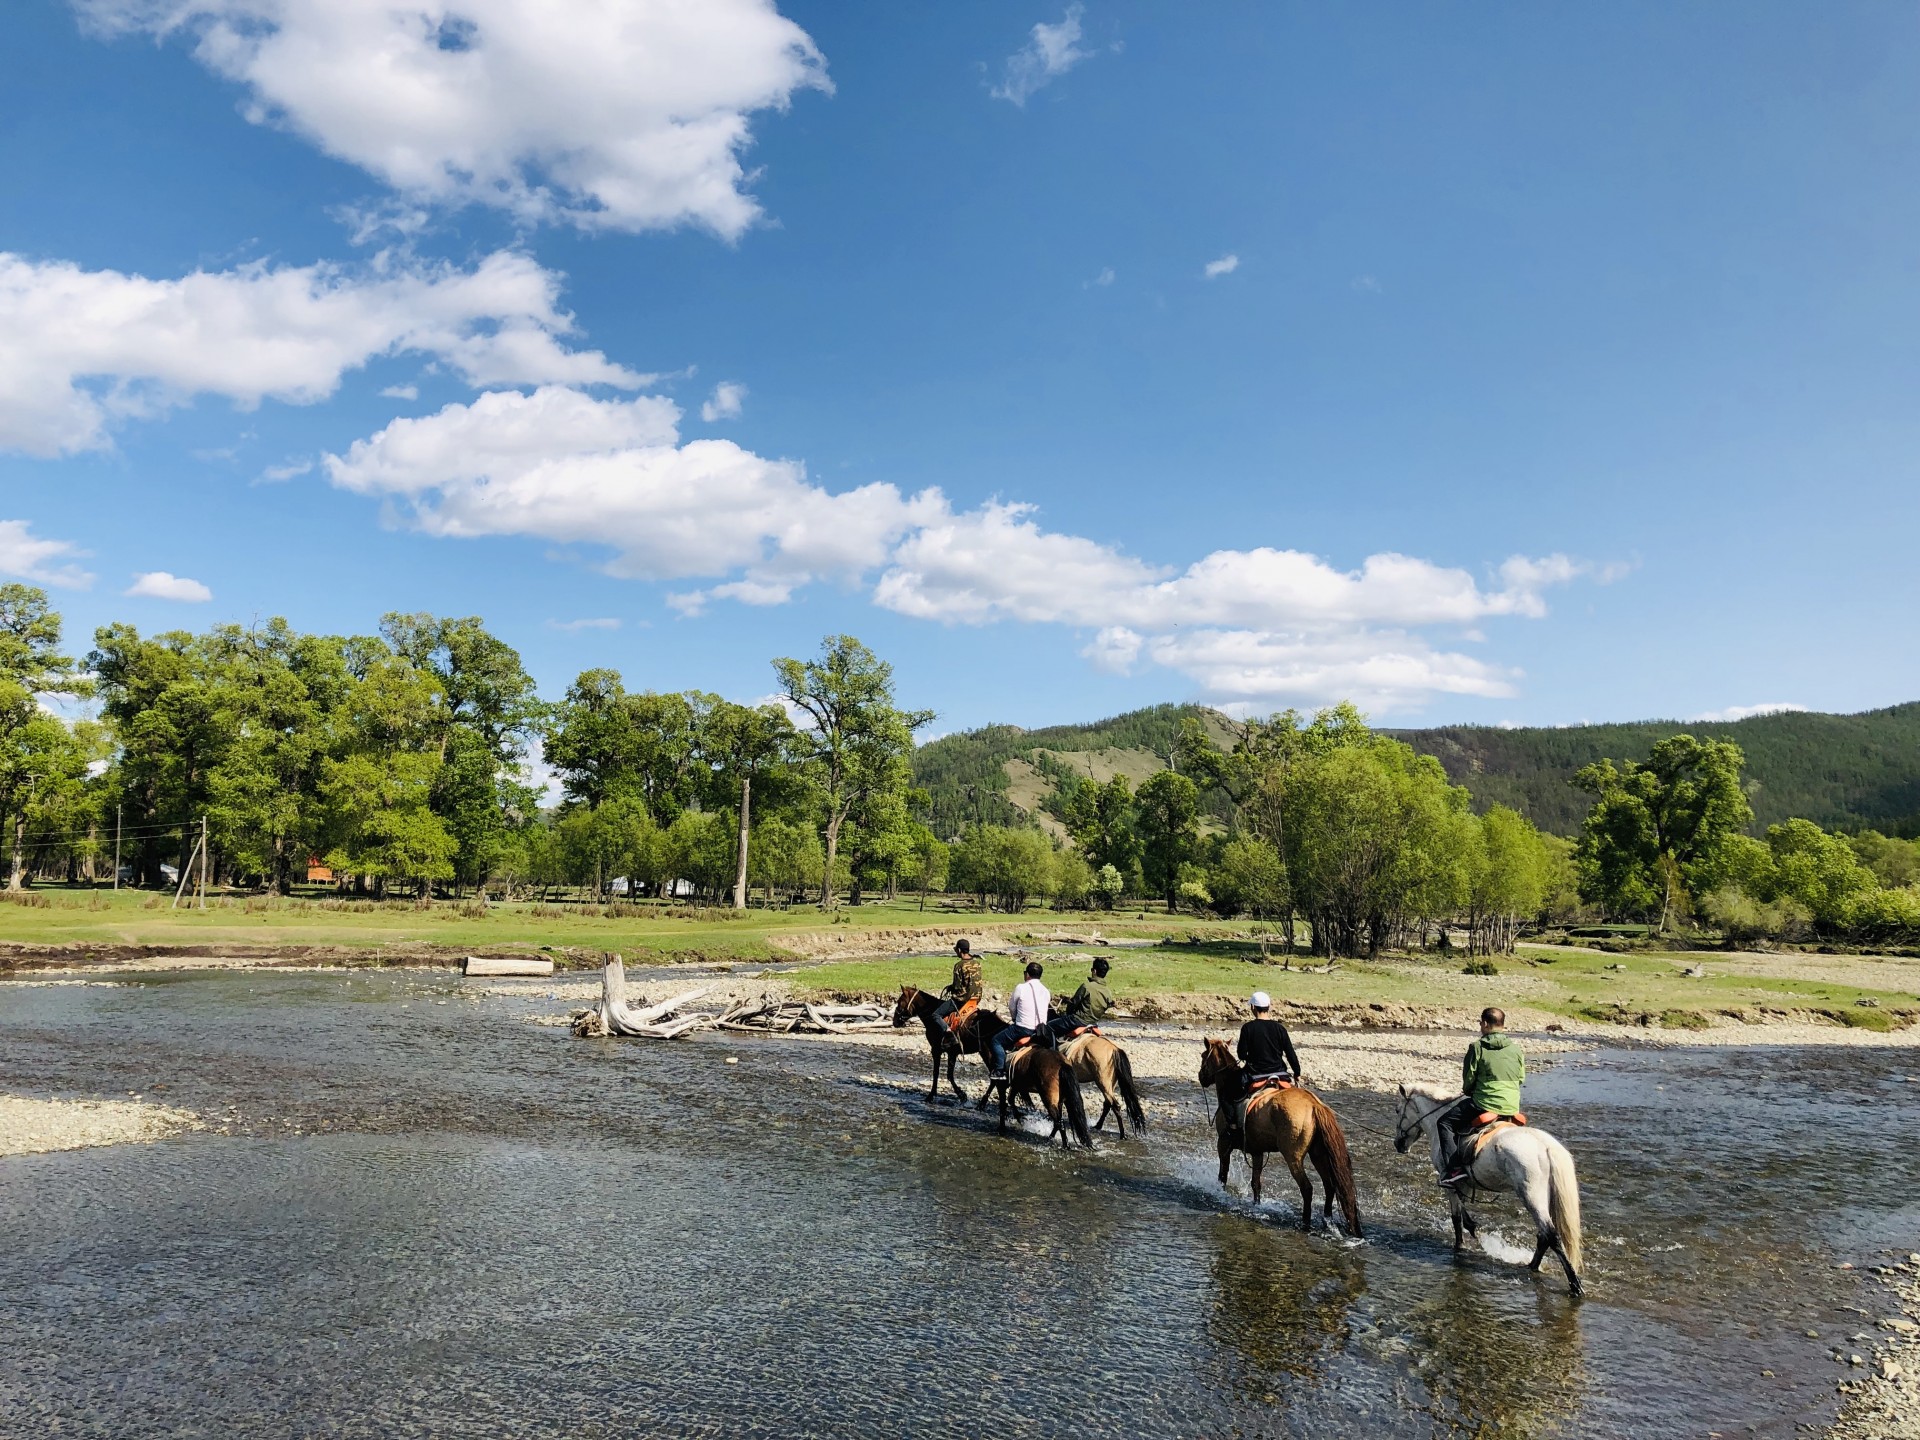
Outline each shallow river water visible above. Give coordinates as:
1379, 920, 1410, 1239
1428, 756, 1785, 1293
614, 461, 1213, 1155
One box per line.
1, 969, 1916, 1438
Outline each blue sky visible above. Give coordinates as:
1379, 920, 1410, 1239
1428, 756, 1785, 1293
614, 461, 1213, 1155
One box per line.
2, 1, 1915, 734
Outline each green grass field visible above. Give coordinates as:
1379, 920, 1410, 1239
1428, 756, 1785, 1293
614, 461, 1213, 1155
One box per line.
4, 888, 1916, 1030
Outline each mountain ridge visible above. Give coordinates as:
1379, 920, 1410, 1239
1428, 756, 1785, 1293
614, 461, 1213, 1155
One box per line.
912, 701, 1920, 839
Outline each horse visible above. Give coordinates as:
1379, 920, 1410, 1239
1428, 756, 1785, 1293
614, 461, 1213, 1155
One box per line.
891, 984, 1006, 1103
1059, 1030, 1147, 1137
1198, 1037, 1362, 1237
997, 1041, 1094, 1148
1393, 1081, 1584, 1298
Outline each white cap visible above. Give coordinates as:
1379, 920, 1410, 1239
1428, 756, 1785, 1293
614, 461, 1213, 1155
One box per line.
1250, 991, 1272, 1010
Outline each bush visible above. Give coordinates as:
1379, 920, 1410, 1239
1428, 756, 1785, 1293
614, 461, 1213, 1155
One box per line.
1461, 959, 1498, 976
1658, 1008, 1709, 1030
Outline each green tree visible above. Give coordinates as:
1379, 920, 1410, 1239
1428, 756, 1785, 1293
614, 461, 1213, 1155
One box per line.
949, 824, 1055, 912
1059, 774, 1140, 876
773, 636, 932, 909
1209, 836, 1287, 918
1466, 806, 1554, 954
1134, 769, 1200, 908
1572, 735, 1753, 931
1757, 818, 1877, 930
699, 699, 800, 909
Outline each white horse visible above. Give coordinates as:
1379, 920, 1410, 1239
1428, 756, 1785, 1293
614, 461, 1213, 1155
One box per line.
1393, 1082, 1584, 1298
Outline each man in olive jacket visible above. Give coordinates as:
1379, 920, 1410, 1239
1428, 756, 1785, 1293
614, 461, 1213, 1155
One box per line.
1049, 957, 1117, 1039
1438, 1006, 1526, 1187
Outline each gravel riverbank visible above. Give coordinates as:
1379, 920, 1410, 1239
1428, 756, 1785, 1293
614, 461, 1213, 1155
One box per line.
0, 1094, 203, 1156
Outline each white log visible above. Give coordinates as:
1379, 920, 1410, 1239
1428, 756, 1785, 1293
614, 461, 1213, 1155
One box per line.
463, 955, 554, 977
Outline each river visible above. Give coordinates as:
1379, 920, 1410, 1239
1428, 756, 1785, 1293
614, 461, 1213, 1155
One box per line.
1, 969, 1915, 1437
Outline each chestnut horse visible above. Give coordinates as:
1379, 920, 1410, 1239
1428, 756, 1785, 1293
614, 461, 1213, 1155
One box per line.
998, 1042, 1094, 1148
1198, 1037, 1362, 1236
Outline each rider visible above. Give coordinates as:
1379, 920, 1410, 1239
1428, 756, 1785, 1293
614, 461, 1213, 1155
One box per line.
929, 938, 983, 1044
988, 961, 1051, 1080
1048, 956, 1117, 1041
1437, 1006, 1526, 1187
1232, 991, 1301, 1140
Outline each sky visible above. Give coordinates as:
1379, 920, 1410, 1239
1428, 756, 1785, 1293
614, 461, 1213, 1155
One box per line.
2, 1, 1916, 735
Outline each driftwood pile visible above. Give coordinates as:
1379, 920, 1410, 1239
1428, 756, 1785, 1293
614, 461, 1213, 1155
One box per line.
569, 956, 892, 1040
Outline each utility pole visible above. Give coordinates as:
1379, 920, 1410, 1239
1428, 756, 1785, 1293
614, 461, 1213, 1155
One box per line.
7, 775, 30, 892
198, 814, 208, 910
113, 805, 121, 891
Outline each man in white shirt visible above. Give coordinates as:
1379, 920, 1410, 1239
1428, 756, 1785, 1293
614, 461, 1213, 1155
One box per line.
988, 961, 1051, 1079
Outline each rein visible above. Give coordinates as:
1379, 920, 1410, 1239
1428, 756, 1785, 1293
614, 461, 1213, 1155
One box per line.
1393, 1094, 1452, 1151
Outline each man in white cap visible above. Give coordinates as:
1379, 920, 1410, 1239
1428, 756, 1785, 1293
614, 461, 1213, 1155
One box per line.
1231, 991, 1302, 1141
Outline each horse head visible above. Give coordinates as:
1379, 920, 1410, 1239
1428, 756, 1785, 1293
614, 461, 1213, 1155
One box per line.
1197, 1036, 1238, 1088
891, 985, 920, 1028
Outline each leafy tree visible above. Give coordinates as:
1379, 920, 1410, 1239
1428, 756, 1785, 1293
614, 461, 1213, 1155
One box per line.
1209, 836, 1287, 918
544, 669, 646, 810
1058, 774, 1140, 876
1848, 831, 1920, 889
949, 824, 1055, 912
1093, 862, 1126, 910
699, 699, 799, 908
1053, 848, 1094, 910
898, 823, 949, 911
1756, 818, 1877, 930
1134, 769, 1200, 908
1465, 806, 1554, 954
773, 636, 932, 909
1572, 735, 1753, 930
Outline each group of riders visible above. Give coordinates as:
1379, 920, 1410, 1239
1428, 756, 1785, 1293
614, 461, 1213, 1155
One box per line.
927, 936, 1527, 1188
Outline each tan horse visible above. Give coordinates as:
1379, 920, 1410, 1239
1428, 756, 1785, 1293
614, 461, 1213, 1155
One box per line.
997, 1043, 1094, 1148
1060, 1032, 1147, 1138
1198, 1037, 1362, 1236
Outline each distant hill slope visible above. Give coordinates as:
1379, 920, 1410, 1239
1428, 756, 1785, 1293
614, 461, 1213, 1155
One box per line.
1388, 702, 1920, 837
914, 701, 1920, 840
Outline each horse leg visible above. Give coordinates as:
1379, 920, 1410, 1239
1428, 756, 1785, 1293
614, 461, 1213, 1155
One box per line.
1217, 1133, 1234, 1187
1104, 1081, 1125, 1138
926, 1043, 942, 1102
1555, 1236, 1584, 1299
1450, 1197, 1469, 1252
1249, 1151, 1265, 1205
1291, 1159, 1314, 1232
1528, 1236, 1550, 1272
947, 1048, 966, 1103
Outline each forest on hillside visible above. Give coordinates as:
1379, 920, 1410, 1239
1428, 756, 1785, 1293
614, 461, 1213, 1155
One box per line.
916, 702, 1920, 841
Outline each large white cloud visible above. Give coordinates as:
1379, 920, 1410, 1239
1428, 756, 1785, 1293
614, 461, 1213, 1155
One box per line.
0, 520, 93, 589
0, 249, 638, 454
324, 386, 944, 588
77, 0, 830, 237
321, 387, 1589, 713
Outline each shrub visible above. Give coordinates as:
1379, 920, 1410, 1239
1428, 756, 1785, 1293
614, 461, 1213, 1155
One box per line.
1461, 959, 1498, 976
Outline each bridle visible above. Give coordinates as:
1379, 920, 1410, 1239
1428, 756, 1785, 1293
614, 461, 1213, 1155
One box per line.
1393, 1093, 1450, 1152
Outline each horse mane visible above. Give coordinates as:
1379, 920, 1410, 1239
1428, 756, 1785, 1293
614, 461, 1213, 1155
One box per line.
1402, 1080, 1457, 1104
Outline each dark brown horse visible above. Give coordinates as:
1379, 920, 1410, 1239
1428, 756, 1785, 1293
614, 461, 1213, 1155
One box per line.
998, 1042, 1094, 1148
1198, 1037, 1362, 1236
892, 984, 1006, 1102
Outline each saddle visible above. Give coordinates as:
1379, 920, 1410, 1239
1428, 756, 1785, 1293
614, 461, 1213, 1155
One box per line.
942, 998, 979, 1034
1467, 1114, 1526, 1158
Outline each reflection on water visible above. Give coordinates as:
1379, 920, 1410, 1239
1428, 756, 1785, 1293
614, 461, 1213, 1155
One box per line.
0, 970, 1913, 1437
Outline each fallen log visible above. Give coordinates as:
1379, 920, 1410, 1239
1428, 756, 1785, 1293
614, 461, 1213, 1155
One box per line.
463, 955, 554, 978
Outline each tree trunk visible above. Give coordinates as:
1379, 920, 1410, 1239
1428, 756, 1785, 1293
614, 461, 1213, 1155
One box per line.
8, 806, 24, 891
821, 810, 844, 911
731, 775, 751, 911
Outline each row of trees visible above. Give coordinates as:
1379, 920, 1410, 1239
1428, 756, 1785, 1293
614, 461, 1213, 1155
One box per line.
0, 586, 937, 909
1572, 734, 1920, 941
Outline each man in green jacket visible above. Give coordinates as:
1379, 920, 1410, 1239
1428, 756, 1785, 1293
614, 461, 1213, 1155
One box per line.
1049, 956, 1117, 1039
1438, 1006, 1526, 1187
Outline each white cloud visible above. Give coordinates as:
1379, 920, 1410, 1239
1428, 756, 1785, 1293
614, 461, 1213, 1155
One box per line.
701, 381, 747, 422
0, 519, 93, 588
1082, 626, 1141, 675
324, 386, 945, 594
319, 386, 1592, 714
548, 617, 622, 632
1203, 254, 1240, 279
1689, 702, 1809, 723
77, 0, 830, 239
1086, 266, 1115, 289
993, 4, 1093, 105
1351, 274, 1382, 294
380, 383, 418, 400
126, 570, 213, 602
258, 459, 313, 483
0, 249, 640, 454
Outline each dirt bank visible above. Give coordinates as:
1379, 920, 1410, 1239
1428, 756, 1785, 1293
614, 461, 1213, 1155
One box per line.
0, 1094, 204, 1156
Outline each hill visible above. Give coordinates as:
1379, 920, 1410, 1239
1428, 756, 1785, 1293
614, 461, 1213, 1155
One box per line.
1387, 702, 1920, 837
914, 701, 1920, 840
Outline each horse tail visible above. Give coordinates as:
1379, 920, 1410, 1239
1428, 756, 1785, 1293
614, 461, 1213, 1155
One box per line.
1306, 1094, 1363, 1239
1548, 1140, 1582, 1278
1058, 1062, 1094, 1147
1112, 1046, 1147, 1132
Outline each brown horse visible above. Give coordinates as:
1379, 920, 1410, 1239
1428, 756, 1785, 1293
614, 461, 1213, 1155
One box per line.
891, 985, 1006, 1102
998, 1042, 1094, 1148
1060, 1032, 1148, 1137
1198, 1037, 1362, 1236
